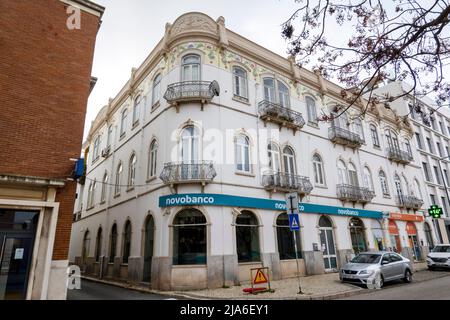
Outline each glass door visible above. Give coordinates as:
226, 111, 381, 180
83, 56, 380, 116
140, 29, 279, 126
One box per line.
319, 228, 337, 271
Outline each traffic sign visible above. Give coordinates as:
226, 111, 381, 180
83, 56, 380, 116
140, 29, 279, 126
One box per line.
285, 192, 299, 212
428, 205, 443, 218
288, 213, 300, 231
253, 268, 268, 284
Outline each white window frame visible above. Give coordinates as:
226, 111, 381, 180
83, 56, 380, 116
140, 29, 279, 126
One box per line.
148, 140, 158, 179
128, 154, 137, 188
152, 74, 162, 106
232, 66, 248, 99
313, 154, 325, 186
235, 134, 251, 173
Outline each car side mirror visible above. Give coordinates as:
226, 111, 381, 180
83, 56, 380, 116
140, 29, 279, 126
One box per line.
381, 260, 390, 265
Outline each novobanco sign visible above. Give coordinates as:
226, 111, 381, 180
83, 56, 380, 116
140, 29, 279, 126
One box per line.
159, 193, 382, 219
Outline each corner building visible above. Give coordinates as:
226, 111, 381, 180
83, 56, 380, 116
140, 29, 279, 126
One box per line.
69, 12, 438, 290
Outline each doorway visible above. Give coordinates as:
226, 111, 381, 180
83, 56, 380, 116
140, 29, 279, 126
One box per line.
142, 216, 154, 283
318, 216, 337, 271
349, 217, 367, 254
388, 220, 402, 253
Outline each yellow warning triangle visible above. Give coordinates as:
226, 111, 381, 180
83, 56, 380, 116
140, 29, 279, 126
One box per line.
253, 269, 268, 284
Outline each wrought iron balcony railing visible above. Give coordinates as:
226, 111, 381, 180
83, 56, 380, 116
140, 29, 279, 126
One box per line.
395, 195, 424, 210
387, 147, 413, 164
328, 126, 365, 148
336, 184, 375, 203
262, 171, 313, 195
163, 81, 219, 107
160, 161, 216, 185
258, 100, 305, 131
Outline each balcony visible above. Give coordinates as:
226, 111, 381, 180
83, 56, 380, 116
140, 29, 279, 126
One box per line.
160, 161, 216, 190
262, 171, 313, 195
328, 126, 364, 148
387, 147, 413, 164
337, 184, 375, 203
258, 100, 305, 133
396, 195, 424, 210
163, 81, 219, 111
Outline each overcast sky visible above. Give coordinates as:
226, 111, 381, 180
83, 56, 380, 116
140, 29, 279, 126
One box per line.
84, 0, 301, 139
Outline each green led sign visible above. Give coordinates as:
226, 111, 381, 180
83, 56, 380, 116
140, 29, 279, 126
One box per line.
428, 205, 443, 218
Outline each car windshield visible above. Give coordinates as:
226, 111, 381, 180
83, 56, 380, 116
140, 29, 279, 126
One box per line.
432, 246, 450, 253
350, 254, 381, 264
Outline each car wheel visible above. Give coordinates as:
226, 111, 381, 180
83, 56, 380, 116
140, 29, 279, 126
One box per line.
428, 266, 435, 271
379, 275, 384, 288
403, 270, 412, 283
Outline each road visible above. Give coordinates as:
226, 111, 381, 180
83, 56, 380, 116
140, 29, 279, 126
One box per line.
67, 279, 182, 300
341, 272, 450, 300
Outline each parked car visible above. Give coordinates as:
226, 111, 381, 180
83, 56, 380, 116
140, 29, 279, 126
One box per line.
427, 244, 450, 270
340, 251, 413, 288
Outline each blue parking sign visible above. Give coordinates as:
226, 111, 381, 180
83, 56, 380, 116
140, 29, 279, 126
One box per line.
288, 214, 300, 231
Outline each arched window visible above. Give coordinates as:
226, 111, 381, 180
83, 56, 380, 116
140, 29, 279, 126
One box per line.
101, 172, 108, 203
181, 126, 199, 163
87, 180, 96, 208
128, 153, 137, 187
107, 125, 114, 147
424, 222, 434, 249
232, 66, 248, 99
353, 117, 364, 139
282, 146, 296, 176
276, 213, 301, 260
277, 81, 290, 108
115, 162, 122, 195
394, 174, 403, 196
95, 227, 102, 262
152, 74, 162, 106
313, 154, 325, 185
148, 140, 158, 178
414, 179, 423, 200
181, 54, 200, 81
401, 176, 410, 195
173, 209, 207, 265
109, 224, 118, 263
349, 218, 367, 254
263, 78, 275, 102
143, 216, 155, 282
332, 108, 349, 129
379, 170, 390, 196
132, 95, 141, 124
82, 230, 90, 262
385, 129, 399, 150
319, 216, 333, 228
122, 221, 132, 264
93, 135, 101, 160
267, 143, 281, 173
404, 139, 412, 157
120, 108, 127, 136
236, 134, 250, 172
236, 211, 260, 262
348, 163, 359, 186
369, 124, 380, 147
337, 160, 348, 184
305, 96, 317, 124
362, 166, 374, 191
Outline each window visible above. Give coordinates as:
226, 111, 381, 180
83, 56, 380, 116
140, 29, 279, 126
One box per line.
385, 130, 399, 150
414, 179, 423, 200
313, 154, 325, 185
120, 109, 127, 137
101, 172, 108, 203
332, 109, 349, 129
263, 78, 275, 102
148, 140, 158, 178
379, 170, 390, 196
444, 169, 450, 186
232, 66, 248, 99
305, 96, 317, 124
82, 230, 90, 262
348, 163, 359, 186
87, 180, 96, 208
236, 211, 260, 262
415, 133, 423, 149
426, 137, 434, 153
236, 134, 250, 172
337, 160, 348, 184
181, 54, 200, 81
181, 126, 199, 163
107, 125, 113, 147
282, 146, 296, 175
353, 118, 364, 139
441, 196, 449, 215
95, 227, 102, 262
430, 116, 436, 130
128, 154, 137, 187
152, 74, 162, 106
267, 143, 281, 173
109, 224, 117, 263
405, 140, 412, 157
93, 135, 101, 161
394, 174, 403, 196
372, 220, 384, 251
173, 209, 207, 265
277, 81, 290, 108
349, 218, 367, 254
447, 146, 450, 157
437, 142, 443, 157
115, 162, 123, 195
370, 124, 380, 147
439, 121, 445, 134
424, 223, 434, 249
262, 77, 290, 107
122, 221, 132, 264
362, 167, 374, 191
430, 194, 436, 205
132, 95, 141, 124
276, 213, 301, 260
423, 162, 432, 182
433, 165, 442, 184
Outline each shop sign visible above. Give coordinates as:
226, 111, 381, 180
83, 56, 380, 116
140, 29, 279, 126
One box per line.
389, 212, 424, 222
159, 193, 383, 219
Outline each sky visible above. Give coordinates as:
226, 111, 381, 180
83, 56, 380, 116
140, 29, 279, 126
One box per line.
83, 0, 301, 140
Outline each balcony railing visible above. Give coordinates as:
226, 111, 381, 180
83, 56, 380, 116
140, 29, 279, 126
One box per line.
258, 100, 305, 131
387, 147, 413, 164
337, 184, 375, 203
163, 81, 219, 107
262, 171, 313, 195
160, 161, 216, 185
328, 126, 365, 148
396, 195, 424, 210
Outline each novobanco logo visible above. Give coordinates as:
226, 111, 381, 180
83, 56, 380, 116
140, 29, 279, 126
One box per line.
166, 195, 215, 206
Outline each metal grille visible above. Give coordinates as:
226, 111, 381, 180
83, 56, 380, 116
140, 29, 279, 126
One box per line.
258, 100, 305, 129
160, 161, 216, 184
262, 171, 313, 194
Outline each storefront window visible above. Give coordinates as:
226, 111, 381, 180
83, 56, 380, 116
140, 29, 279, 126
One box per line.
236, 211, 260, 262
388, 220, 401, 253
173, 209, 207, 265
371, 220, 384, 251
276, 213, 301, 260
349, 218, 367, 254
406, 222, 422, 261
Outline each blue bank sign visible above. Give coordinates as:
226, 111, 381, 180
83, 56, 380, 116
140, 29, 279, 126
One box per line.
159, 193, 382, 219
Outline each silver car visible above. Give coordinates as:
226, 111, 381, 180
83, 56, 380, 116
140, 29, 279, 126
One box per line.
340, 251, 413, 288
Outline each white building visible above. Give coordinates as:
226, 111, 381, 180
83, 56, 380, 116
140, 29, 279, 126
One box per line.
69, 12, 438, 290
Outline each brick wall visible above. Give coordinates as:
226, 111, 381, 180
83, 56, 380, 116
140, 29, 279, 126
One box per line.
0, 0, 102, 260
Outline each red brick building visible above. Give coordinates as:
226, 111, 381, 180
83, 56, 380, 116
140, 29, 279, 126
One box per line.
0, 0, 104, 299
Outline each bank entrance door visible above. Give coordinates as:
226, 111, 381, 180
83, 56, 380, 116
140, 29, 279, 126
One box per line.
0, 210, 38, 300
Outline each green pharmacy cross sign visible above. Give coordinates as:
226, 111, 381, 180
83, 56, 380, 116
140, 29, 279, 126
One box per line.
428, 205, 443, 218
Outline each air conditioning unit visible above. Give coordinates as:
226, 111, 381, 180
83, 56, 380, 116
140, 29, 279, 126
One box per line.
101, 146, 111, 157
